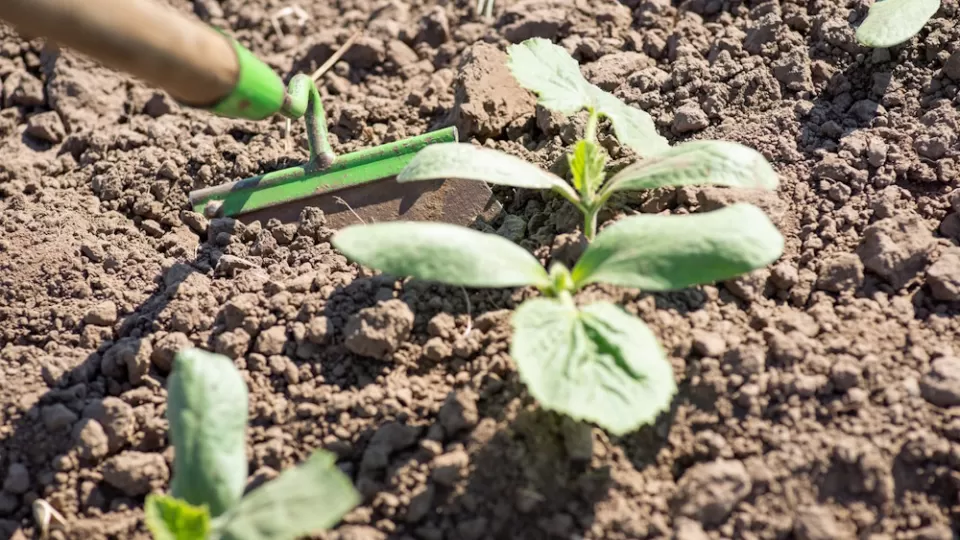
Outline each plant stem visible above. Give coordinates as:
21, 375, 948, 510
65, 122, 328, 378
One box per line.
584, 109, 599, 144
573, 109, 603, 241
557, 290, 576, 309
583, 206, 598, 241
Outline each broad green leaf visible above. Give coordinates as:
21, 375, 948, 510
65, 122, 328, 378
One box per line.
568, 140, 606, 194
216, 450, 361, 540
603, 140, 779, 194
572, 203, 784, 291
145, 494, 211, 540
506, 38, 594, 114
510, 299, 676, 435
505, 38, 668, 158
397, 143, 575, 198
855, 0, 940, 48
332, 222, 550, 289
168, 348, 249, 518
592, 89, 670, 158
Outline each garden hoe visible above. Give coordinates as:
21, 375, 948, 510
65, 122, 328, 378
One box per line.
0, 0, 501, 228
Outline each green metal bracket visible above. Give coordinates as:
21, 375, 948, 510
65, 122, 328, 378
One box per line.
189, 126, 459, 218
189, 34, 461, 220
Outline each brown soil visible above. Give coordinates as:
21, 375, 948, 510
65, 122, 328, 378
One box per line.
2, 0, 960, 539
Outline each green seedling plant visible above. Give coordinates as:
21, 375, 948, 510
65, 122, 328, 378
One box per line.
476, 0, 494, 19
396, 38, 779, 241
855, 0, 940, 48
145, 348, 360, 540
331, 202, 784, 436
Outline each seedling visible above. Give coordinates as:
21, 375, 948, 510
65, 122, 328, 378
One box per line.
476, 0, 494, 18
855, 0, 940, 48
331, 203, 784, 436
145, 348, 360, 540
396, 38, 778, 241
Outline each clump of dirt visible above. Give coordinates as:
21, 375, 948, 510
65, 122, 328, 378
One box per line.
1, 0, 960, 539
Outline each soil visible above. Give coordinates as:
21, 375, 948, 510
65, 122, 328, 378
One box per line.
1, 0, 960, 539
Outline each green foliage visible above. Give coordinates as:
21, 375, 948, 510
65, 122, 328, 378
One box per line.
216, 451, 361, 540
475, 0, 494, 19
602, 140, 779, 194
167, 349, 248, 517
397, 142, 578, 199
855, 0, 940, 48
590, 90, 668, 159
510, 299, 676, 435
397, 139, 778, 241
145, 495, 212, 540
151, 348, 360, 540
505, 38, 668, 157
568, 140, 606, 194
384, 33, 787, 435
505, 37, 594, 114
331, 204, 784, 434
570, 204, 784, 292
398, 37, 781, 242
332, 221, 550, 289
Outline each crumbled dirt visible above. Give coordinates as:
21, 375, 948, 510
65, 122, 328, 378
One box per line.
1, 0, 960, 539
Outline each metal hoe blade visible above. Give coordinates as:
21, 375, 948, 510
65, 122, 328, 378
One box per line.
188, 75, 502, 228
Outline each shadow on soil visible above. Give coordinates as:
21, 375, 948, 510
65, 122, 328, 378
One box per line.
340, 389, 677, 540
796, 33, 954, 205
0, 253, 208, 537
430, 379, 679, 539
306, 274, 686, 539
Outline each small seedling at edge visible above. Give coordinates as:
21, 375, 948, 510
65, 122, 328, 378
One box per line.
476, 0, 495, 19
145, 348, 360, 540
855, 0, 941, 48
395, 38, 779, 241
332, 202, 784, 436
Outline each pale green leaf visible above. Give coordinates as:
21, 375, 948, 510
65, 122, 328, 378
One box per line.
505, 38, 669, 158
168, 348, 249, 518
397, 143, 573, 195
592, 90, 670, 158
855, 0, 940, 48
145, 494, 211, 540
216, 450, 360, 540
568, 139, 606, 194
604, 140, 779, 194
510, 299, 676, 435
572, 203, 784, 291
506, 38, 594, 114
332, 222, 550, 289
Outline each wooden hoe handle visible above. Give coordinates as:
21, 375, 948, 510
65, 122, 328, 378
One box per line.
0, 0, 239, 107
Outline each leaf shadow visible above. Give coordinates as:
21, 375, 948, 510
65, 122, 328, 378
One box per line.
364, 400, 622, 539
430, 407, 613, 540
308, 279, 520, 395
0, 254, 207, 538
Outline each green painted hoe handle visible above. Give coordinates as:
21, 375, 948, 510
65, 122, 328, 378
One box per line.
0, 0, 285, 121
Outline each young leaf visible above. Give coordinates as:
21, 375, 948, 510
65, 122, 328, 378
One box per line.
145, 494, 211, 540
505, 38, 667, 158
167, 348, 249, 518
510, 298, 676, 436
397, 143, 577, 199
855, 0, 940, 48
506, 38, 594, 114
568, 139, 606, 194
332, 222, 550, 289
215, 450, 361, 540
592, 90, 670, 158
572, 203, 784, 291
603, 140, 779, 195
